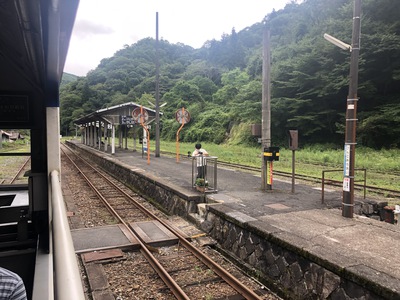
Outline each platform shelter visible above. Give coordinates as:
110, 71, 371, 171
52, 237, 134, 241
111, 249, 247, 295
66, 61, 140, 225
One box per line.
74, 102, 161, 154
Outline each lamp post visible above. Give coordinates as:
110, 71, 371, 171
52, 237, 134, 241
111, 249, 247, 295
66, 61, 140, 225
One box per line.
155, 12, 160, 157
324, 0, 361, 218
261, 27, 271, 190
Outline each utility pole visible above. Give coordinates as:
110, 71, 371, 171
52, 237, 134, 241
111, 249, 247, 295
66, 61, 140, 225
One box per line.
342, 0, 361, 218
155, 12, 160, 157
261, 28, 271, 190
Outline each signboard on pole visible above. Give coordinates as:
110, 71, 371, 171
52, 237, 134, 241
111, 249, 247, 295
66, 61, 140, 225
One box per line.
175, 107, 190, 162
132, 106, 151, 164
132, 107, 149, 123
143, 128, 148, 153
120, 115, 135, 125
175, 109, 190, 124
344, 144, 350, 176
343, 177, 350, 192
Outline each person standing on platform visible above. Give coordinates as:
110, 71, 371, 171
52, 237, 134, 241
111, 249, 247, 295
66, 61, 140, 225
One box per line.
0, 267, 27, 300
192, 143, 209, 179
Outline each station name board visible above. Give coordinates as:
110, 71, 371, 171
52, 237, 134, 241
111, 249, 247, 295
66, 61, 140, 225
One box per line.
0, 95, 29, 123
120, 115, 135, 125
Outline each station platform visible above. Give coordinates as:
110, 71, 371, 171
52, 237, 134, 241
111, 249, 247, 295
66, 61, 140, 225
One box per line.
68, 141, 400, 299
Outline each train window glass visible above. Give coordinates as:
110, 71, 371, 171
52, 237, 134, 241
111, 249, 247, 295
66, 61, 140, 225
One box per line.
0, 129, 31, 185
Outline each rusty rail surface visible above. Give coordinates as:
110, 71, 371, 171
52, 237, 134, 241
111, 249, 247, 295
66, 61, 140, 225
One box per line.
321, 168, 366, 203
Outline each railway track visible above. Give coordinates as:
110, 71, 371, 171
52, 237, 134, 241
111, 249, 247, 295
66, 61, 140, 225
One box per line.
61, 144, 277, 299
0, 155, 30, 185
217, 161, 400, 199
9, 157, 30, 184
165, 151, 400, 199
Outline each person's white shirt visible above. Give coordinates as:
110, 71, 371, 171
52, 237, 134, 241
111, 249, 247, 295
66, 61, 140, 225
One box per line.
192, 148, 208, 166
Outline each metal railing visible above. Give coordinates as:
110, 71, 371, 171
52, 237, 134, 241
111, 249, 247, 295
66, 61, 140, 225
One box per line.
192, 156, 218, 193
50, 170, 85, 300
321, 168, 366, 203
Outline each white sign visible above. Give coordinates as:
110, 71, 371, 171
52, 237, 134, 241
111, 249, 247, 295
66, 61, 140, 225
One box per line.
343, 177, 350, 192
343, 144, 350, 176
143, 129, 147, 153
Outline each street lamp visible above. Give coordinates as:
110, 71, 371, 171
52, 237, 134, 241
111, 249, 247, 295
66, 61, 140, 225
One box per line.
323, 33, 351, 51
324, 0, 361, 218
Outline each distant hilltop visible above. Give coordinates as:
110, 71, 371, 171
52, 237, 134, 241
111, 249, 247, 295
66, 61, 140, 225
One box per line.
61, 72, 79, 86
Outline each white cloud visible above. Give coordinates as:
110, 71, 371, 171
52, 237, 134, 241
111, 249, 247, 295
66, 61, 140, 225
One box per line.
64, 0, 289, 76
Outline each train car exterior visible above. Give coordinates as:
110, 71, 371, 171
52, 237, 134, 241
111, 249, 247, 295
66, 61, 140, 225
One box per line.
0, 1, 83, 299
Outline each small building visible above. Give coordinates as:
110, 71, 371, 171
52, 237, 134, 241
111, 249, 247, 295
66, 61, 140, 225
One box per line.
1, 130, 12, 142
0, 130, 24, 142
9, 131, 24, 141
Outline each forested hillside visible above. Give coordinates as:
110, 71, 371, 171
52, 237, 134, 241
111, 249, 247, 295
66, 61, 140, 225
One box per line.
61, 72, 79, 86
60, 0, 400, 149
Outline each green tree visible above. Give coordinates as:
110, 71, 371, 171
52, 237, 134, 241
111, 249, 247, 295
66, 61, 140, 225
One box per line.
59, 0, 400, 148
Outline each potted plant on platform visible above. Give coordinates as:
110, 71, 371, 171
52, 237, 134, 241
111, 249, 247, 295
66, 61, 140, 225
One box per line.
195, 178, 208, 192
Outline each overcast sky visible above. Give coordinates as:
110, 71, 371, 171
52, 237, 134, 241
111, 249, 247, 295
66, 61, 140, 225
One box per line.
64, 0, 290, 76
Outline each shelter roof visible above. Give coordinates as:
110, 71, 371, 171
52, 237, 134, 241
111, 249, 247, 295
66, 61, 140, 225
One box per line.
74, 102, 162, 126
1, 130, 11, 137
0, 0, 78, 94
0, 0, 79, 129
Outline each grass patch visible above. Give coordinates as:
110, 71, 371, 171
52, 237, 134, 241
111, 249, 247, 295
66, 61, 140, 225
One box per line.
0, 140, 30, 153
0, 141, 31, 183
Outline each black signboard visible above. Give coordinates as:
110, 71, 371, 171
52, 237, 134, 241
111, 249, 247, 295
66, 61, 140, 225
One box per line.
120, 115, 135, 125
0, 95, 29, 123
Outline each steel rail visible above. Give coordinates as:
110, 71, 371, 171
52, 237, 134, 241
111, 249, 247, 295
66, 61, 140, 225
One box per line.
9, 157, 30, 184
61, 145, 190, 300
62, 144, 262, 300
321, 178, 400, 199
213, 158, 400, 198
86, 161, 261, 299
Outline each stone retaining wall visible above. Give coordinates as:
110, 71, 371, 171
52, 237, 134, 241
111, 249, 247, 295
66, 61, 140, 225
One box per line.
201, 205, 394, 300
65, 141, 203, 217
